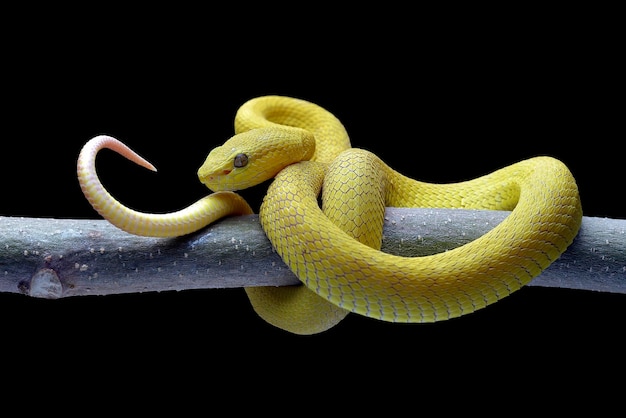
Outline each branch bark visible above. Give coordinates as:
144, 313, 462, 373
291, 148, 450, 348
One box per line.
1, 209, 625, 299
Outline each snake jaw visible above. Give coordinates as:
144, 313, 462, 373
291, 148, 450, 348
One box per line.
198, 165, 236, 192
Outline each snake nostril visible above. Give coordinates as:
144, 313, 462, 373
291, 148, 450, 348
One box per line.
222, 170, 231, 175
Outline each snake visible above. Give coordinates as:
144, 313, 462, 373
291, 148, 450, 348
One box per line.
77, 95, 583, 335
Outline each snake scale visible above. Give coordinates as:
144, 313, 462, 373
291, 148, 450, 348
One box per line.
77, 95, 583, 335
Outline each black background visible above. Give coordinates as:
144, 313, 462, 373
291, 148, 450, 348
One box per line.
1, 7, 623, 407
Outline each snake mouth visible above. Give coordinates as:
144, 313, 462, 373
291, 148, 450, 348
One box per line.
200, 176, 233, 192
201, 163, 283, 192
198, 168, 238, 191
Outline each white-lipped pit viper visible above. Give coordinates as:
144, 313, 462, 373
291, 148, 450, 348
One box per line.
77, 95, 583, 335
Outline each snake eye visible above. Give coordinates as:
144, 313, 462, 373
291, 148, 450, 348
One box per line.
234, 153, 248, 168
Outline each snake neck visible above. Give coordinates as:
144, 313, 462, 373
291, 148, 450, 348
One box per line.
199, 95, 352, 192
234, 95, 351, 164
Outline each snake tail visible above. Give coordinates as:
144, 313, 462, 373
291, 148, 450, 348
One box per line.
77, 135, 253, 237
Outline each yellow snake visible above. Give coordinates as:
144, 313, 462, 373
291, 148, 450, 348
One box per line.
77, 95, 583, 335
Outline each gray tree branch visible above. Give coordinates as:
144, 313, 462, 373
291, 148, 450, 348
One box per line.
1, 208, 625, 299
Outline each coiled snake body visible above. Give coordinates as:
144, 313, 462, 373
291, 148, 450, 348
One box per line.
77, 95, 583, 334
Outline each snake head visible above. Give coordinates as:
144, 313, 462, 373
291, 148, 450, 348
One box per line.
198, 127, 315, 192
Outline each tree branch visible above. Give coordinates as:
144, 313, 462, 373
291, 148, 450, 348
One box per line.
1, 209, 624, 299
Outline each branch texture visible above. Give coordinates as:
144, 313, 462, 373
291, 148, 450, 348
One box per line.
1, 209, 625, 299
